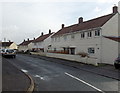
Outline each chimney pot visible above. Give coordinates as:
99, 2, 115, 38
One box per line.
79, 17, 83, 24
41, 32, 43, 36
49, 29, 51, 34
62, 24, 65, 29
113, 6, 118, 14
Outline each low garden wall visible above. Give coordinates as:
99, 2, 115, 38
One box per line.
30, 52, 98, 66
46, 53, 98, 66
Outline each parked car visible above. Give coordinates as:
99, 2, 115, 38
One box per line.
2, 49, 16, 58
114, 56, 120, 69
0, 49, 2, 55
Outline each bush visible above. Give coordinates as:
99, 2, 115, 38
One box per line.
77, 52, 88, 57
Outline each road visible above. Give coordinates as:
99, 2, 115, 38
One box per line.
3, 54, 119, 92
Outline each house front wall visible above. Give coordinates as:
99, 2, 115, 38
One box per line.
33, 42, 44, 49
32, 33, 54, 52
2, 46, 9, 49
101, 37, 118, 64
51, 29, 102, 63
9, 43, 18, 49
44, 34, 54, 53
102, 13, 119, 36
18, 45, 28, 51
28, 43, 34, 50
101, 13, 119, 64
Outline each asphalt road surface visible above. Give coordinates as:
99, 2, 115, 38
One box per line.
3, 54, 119, 92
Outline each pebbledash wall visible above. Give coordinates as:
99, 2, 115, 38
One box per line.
50, 8, 119, 65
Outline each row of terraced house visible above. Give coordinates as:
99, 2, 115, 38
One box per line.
18, 6, 120, 65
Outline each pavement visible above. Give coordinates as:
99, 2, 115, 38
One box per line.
29, 53, 120, 81
2, 57, 33, 92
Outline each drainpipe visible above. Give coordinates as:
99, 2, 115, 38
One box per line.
100, 28, 103, 63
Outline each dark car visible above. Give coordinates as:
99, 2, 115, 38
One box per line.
114, 56, 120, 69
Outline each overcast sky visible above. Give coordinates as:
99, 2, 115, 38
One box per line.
1, 0, 120, 44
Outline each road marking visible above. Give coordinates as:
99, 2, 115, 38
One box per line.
65, 72, 105, 93
34, 75, 44, 80
21, 69, 28, 73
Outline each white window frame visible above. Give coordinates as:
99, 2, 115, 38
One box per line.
87, 31, 92, 38
81, 32, 85, 38
95, 30, 100, 37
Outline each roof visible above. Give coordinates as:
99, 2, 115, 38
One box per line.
104, 36, 120, 42
19, 40, 33, 46
52, 13, 115, 37
2, 42, 13, 47
33, 33, 54, 43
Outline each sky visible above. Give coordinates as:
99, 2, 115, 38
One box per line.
0, 0, 120, 44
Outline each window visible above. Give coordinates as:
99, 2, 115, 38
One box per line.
88, 47, 95, 54
81, 32, 85, 38
58, 37, 60, 42
71, 34, 75, 39
95, 30, 100, 36
64, 35, 67, 41
51, 38, 54, 42
54, 48, 56, 52
55, 38, 57, 42
87, 31, 92, 37
34, 43, 36, 46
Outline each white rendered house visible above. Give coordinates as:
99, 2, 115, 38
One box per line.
32, 30, 54, 53
2, 41, 18, 50
18, 38, 34, 52
50, 6, 120, 65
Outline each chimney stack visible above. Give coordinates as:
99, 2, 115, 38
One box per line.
113, 5, 118, 14
33, 37, 35, 40
41, 32, 43, 36
62, 24, 65, 29
49, 29, 51, 34
27, 38, 29, 41
9, 40, 11, 42
78, 17, 83, 24
24, 39, 25, 42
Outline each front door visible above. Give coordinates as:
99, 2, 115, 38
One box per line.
70, 48, 75, 55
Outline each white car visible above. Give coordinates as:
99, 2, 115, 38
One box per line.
2, 49, 16, 58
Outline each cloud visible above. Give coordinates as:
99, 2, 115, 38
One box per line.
1, 1, 119, 44
118, 1, 120, 13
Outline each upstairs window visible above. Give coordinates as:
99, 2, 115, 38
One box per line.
58, 37, 60, 42
81, 32, 85, 38
95, 30, 100, 36
87, 31, 92, 37
64, 35, 67, 41
34, 43, 37, 46
55, 38, 57, 42
51, 38, 54, 42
